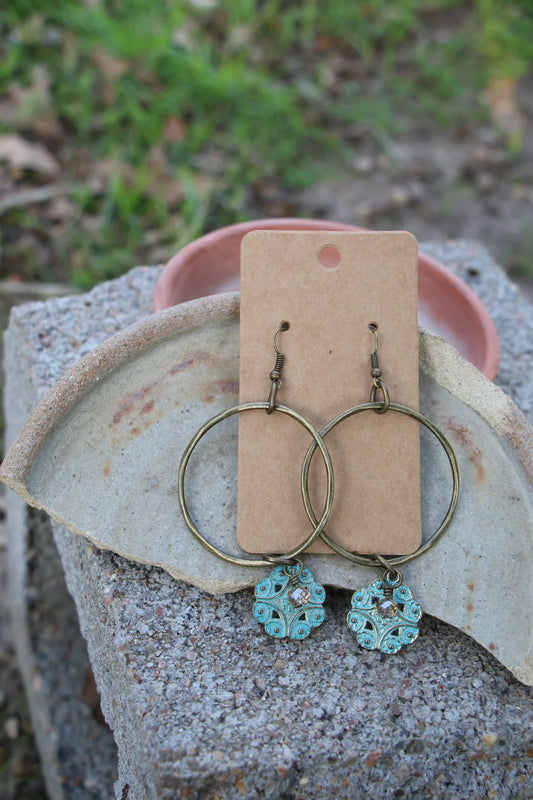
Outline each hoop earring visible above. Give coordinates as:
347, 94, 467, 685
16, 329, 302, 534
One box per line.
300, 324, 459, 654
178, 322, 335, 640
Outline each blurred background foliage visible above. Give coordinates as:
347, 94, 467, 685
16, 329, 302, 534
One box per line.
0, 0, 532, 288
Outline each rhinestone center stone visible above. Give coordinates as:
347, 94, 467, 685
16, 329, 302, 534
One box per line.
288, 586, 310, 607
376, 598, 398, 618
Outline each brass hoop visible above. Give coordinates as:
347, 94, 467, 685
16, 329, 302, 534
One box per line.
179, 402, 335, 568
300, 401, 459, 567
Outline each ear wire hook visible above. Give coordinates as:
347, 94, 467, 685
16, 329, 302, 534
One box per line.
369, 323, 379, 357
268, 321, 290, 414
369, 323, 390, 414
273, 320, 290, 355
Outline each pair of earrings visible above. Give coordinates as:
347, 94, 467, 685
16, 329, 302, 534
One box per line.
179, 323, 459, 654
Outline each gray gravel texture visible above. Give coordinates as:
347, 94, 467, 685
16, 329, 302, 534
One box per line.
4, 243, 533, 799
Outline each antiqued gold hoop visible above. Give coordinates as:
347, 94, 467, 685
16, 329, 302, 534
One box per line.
300, 401, 459, 567
178, 401, 335, 568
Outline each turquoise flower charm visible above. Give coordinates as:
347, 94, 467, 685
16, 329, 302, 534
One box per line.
254, 562, 325, 640
347, 571, 422, 654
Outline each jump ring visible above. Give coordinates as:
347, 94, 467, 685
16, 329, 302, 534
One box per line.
369, 381, 390, 414
282, 559, 304, 580
383, 569, 402, 587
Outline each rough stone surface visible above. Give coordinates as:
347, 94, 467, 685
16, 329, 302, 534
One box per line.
3, 246, 533, 798
19, 507, 117, 798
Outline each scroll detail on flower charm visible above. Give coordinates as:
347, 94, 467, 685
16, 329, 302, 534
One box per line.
347, 571, 422, 654
254, 562, 325, 640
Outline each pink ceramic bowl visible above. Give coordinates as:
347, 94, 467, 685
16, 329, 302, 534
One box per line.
153, 218, 500, 380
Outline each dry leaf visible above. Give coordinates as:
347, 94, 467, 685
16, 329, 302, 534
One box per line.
92, 49, 129, 79
92, 49, 129, 105
316, 33, 334, 52
172, 20, 198, 50
87, 158, 135, 193
27, 114, 65, 142
0, 184, 78, 215
162, 116, 187, 143
44, 195, 75, 222
484, 78, 524, 142
144, 174, 184, 207
133, 63, 160, 88
146, 144, 169, 175
226, 24, 254, 51
0, 135, 60, 178
162, 181, 184, 206
0, 65, 63, 140
144, 145, 184, 203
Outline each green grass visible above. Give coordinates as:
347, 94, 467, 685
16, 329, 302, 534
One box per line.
478, 0, 533, 82
1, 0, 532, 288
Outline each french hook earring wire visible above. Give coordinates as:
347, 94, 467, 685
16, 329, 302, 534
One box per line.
368, 323, 390, 413
267, 320, 290, 414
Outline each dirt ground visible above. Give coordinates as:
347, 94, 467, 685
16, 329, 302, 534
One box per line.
249, 111, 533, 302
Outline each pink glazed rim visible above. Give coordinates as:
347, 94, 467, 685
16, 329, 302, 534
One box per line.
152, 218, 500, 380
